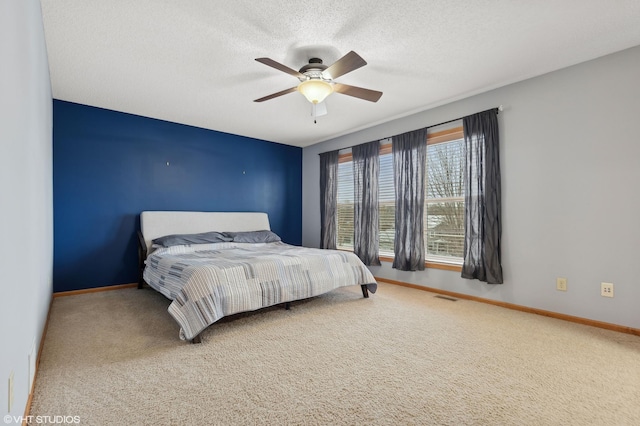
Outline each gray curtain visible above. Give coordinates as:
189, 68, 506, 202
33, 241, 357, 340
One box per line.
392, 129, 428, 271
319, 150, 339, 249
352, 141, 381, 266
462, 109, 503, 284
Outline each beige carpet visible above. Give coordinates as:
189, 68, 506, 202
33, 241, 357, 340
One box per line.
30, 283, 640, 425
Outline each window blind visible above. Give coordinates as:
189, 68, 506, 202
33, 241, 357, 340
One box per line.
378, 151, 395, 256
336, 160, 354, 250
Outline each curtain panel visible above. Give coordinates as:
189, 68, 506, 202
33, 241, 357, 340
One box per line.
352, 141, 381, 266
392, 128, 428, 271
319, 150, 339, 249
462, 109, 503, 284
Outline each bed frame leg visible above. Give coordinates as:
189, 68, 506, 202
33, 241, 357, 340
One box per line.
191, 334, 202, 344
285, 302, 291, 310
361, 285, 369, 298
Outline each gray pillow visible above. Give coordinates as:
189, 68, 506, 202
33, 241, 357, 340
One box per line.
153, 231, 233, 247
225, 230, 281, 243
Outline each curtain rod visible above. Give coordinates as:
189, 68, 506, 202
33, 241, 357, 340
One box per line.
421, 105, 503, 132
379, 105, 503, 141
318, 105, 503, 156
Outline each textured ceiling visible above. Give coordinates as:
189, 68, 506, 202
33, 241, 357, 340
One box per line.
40, 1, 640, 147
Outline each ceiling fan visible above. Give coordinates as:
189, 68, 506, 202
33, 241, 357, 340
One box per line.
253, 51, 383, 109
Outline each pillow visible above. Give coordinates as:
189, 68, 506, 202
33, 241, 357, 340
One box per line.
225, 230, 281, 243
152, 231, 233, 247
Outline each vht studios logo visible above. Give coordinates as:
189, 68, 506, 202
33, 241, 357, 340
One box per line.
4, 415, 81, 425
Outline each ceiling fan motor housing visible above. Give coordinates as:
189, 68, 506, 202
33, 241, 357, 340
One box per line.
299, 58, 330, 81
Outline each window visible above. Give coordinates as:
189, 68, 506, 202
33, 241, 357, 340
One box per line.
378, 143, 394, 256
336, 125, 464, 267
424, 127, 465, 263
336, 154, 354, 250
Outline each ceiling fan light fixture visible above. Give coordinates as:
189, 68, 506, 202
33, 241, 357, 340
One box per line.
297, 79, 333, 104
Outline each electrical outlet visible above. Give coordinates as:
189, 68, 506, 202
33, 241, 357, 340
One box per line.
556, 277, 567, 291
8, 370, 14, 412
601, 282, 614, 298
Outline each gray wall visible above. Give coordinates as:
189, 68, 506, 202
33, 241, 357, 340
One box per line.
302, 46, 640, 330
0, 0, 53, 418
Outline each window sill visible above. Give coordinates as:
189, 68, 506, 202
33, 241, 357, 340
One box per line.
337, 249, 463, 272
379, 255, 462, 272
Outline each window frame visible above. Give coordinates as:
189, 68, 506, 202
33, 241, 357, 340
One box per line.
336, 126, 464, 272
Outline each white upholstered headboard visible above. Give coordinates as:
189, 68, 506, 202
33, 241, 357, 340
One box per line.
140, 211, 271, 253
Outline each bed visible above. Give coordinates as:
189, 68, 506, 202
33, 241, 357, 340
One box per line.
137, 211, 377, 343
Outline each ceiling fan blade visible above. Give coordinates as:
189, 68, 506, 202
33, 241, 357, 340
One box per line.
255, 58, 305, 79
333, 83, 383, 102
254, 87, 298, 102
323, 51, 367, 80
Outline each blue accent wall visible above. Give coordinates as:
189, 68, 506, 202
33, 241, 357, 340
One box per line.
53, 100, 302, 292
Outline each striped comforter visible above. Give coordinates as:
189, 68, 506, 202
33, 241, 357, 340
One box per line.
143, 242, 377, 340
